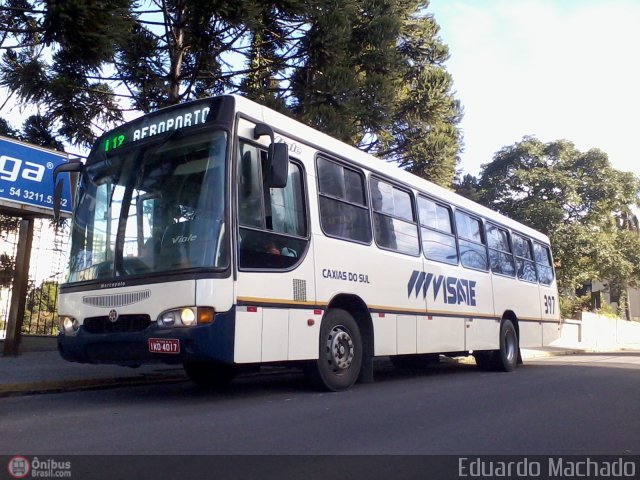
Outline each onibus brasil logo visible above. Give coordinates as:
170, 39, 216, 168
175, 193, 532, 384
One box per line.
7, 457, 30, 479
7, 456, 72, 478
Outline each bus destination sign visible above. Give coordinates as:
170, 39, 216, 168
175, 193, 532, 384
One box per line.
102, 103, 212, 153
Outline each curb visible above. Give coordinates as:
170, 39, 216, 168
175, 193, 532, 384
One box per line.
0, 373, 188, 398
520, 348, 585, 359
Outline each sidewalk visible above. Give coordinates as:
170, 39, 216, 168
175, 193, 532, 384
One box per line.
0, 350, 187, 397
1, 343, 620, 397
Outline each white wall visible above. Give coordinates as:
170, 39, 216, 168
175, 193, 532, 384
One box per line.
551, 312, 640, 350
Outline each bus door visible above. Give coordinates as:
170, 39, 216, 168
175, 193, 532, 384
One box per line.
233, 124, 316, 364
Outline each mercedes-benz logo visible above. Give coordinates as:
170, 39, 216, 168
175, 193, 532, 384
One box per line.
108, 309, 119, 323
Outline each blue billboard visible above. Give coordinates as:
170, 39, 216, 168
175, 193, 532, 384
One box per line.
0, 136, 73, 216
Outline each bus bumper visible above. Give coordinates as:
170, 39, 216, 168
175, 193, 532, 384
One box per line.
57, 308, 235, 366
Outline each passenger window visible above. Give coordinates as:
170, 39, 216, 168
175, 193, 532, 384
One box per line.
486, 224, 515, 276
317, 157, 372, 244
237, 142, 308, 269
369, 178, 419, 255
455, 211, 488, 270
534, 242, 555, 285
512, 233, 538, 282
418, 196, 457, 265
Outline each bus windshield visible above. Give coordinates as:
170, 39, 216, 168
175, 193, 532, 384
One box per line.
67, 130, 228, 283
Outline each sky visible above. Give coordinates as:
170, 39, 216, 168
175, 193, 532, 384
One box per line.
428, 0, 640, 177
2, 1, 640, 178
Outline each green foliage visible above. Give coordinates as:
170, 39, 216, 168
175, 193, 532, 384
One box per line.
23, 281, 60, 335
42, 0, 133, 70
0, 117, 18, 137
476, 136, 640, 296
559, 294, 591, 319
0, 113, 65, 150
291, 0, 462, 186
0, 252, 14, 288
21, 114, 65, 151
0, 215, 19, 239
0, 0, 462, 186
454, 173, 480, 202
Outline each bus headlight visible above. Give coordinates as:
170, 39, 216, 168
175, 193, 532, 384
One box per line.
157, 307, 215, 327
158, 311, 177, 327
59, 316, 79, 335
180, 308, 196, 326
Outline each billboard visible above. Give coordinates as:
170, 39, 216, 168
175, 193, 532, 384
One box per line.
0, 136, 73, 217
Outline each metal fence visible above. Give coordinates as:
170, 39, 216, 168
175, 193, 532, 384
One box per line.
0, 218, 69, 337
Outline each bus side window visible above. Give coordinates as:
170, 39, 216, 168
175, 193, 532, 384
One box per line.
486, 223, 515, 277
370, 177, 419, 256
455, 211, 488, 271
317, 157, 371, 244
418, 196, 458, 265
534, 242, 555, 285
513, 233, 538, 282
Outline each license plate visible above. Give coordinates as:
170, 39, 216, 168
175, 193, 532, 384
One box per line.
148, 338, 180, 354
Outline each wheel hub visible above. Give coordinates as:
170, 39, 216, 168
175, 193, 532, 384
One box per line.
505, 331, 516, 362
326, 326, 354, 371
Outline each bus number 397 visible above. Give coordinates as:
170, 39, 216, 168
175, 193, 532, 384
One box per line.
544, 295, 556, 315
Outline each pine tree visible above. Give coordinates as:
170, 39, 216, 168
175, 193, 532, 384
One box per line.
0, 0, 462, 185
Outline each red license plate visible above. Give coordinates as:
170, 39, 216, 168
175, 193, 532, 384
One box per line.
148, 338, 180, 354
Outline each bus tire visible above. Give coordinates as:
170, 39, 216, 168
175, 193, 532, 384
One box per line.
311, 308, 363, 392
183, 361, 236, 388
473, 351, 494, 371
495, 319, 518, 372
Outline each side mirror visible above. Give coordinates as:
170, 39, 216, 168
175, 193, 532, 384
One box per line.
253, 123, 289, 188
53, 160, 84, 222
269, 143, 289, 188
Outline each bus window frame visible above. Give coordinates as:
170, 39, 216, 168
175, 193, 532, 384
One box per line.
235, 137, 311, 273
368, 175, 420, 257
511, 232, 539, 284
486, 222, 516, 278
315, 154, 373, 246
417, 194, 459, 266
533, 241, 556, 285
454, 209, 490, 272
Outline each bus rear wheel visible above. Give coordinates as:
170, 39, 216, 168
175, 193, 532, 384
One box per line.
183, 361, 236, 388
495, 319, 519, 372
474, 319, 519, 372
310, 309, 363, 391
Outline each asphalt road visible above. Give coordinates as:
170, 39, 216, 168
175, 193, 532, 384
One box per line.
1, 353, 639, 456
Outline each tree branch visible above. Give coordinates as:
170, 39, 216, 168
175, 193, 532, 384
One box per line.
0, 6, 44, 14
0, 41, 43, 50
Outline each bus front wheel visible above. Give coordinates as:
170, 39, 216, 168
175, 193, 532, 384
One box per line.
310, 309, 363, 391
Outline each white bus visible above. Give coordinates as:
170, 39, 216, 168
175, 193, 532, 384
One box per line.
54, 95, 561, 391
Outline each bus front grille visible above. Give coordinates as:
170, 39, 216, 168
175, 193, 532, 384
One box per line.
82, 290, 151, 308
83, 315, 152, 334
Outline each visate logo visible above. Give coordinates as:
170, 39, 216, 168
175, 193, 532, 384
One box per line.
407, 270, 477, 306
172, 234, 197, 244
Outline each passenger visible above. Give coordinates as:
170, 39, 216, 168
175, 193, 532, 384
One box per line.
265, 242, 280, 255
